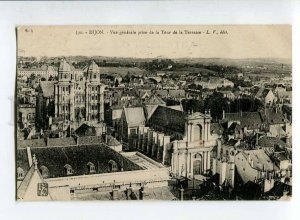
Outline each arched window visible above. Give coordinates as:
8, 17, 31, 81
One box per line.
193, 154, 203, 175
40, 165, 49, 178
194, 124, 203, 141
87, 162, 96, 174
17, 167, 24, 180
108, 160, 118, 172
64, 164, 73, 175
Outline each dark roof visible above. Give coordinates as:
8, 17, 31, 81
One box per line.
17, 148, 30, 171
74, 123, 97, 137
224, 112, 263, 130
77, 136, 103, 146
18, 145, 142, 179
256, 88, 271, 98
227, 139, 239, 146
260, 108, 286, 124
18, 139, 46, 148
210, 123, 224, 135
228, 122, 242, 133
168, 90, 186, 98
258, 136, 287, 149
47, 137, 76, 147
148, 105, 187, 134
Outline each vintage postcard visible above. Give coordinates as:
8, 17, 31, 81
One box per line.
16, 25, 292, 201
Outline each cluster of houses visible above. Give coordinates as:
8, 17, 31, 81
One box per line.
16, 59, 292, 200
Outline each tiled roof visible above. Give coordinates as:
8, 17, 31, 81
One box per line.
123, 107, 146, 126
106, 135, 121, 146
148, 105, 186, 134
17, 148, 30, 171
242, 149, 278, 171
74, 123, 96, 137
18, 139, 46, 148
227, 139, 239, 146
144, 94, 166, 105
224, 112, 263, 130
260, 108, 286, 124
168, 89, 185, 98
256, 88, 272, 99
17, 145, 142, 179
210, 123, 224, 135
47, 137, 76, 147
258, 136, 287, 149
155, 90, 169, 97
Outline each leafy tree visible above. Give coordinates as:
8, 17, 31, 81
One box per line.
181, 99, 204, 113
204, 92, 230, 120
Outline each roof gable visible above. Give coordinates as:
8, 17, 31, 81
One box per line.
124, 107, 146, 126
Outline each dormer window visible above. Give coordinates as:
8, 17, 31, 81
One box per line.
40, 165, 49, 178
64, 164, 73, 175
17, 167, 24, 180
87, 162, 96, 174
108, 160, 118, 172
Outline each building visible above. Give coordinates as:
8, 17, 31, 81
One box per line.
255, 88, 277, 105
137, 107, 218, 178
235, 149, 279, 184
17, 138, 172, 201
119, 106, 146, 148
17, 65, 58, 80
54, 59, 105, 129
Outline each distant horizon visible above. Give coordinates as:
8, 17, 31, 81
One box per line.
17, 25, 292, 61
17, 54, 292, 65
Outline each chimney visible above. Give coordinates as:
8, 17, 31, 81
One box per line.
126, 187, 132, 200
217, 139, 222, 159
222, 109, 225, 119
179, 187, 184, 201
251, 159, 254, 168
112, 188, 118, 200
139, 186, 145, 200
256, 133, 259, 146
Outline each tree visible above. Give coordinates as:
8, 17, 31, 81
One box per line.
204, 92, 230, 120
181, 99, 204, 113
114, 79, 119, 87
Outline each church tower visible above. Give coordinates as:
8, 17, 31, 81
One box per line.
85, 60, 104, 122
54, 59, 105, 128
54, 58, 75, 121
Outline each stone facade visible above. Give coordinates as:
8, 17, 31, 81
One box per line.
54, 60, 105, 129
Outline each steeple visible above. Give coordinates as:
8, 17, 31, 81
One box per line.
33, 154, 38, 170
58, 58, 72, 81
87, 60, 100, 82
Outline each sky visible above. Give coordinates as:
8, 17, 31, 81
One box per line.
17, 25, 292, 60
